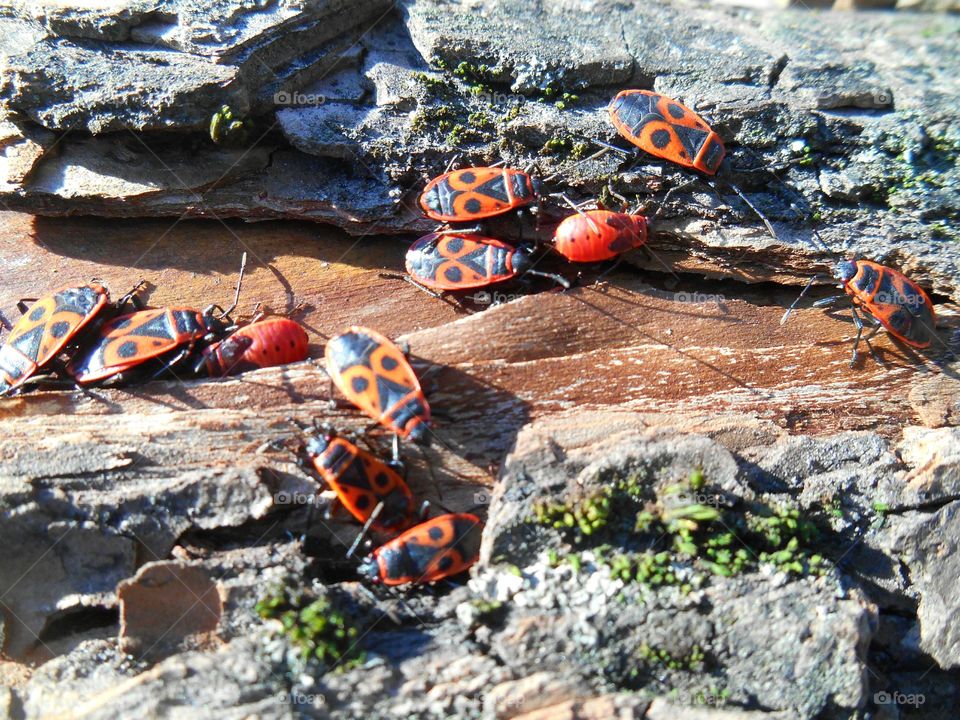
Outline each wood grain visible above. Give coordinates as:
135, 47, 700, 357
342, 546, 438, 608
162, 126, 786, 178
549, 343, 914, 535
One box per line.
2, 208, 958, 500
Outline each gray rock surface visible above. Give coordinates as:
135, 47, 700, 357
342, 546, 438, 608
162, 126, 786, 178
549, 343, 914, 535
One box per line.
0, 0, 958, 296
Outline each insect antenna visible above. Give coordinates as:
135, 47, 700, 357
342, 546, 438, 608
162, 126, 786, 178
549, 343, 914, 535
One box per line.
646, 178, 699, 225
218, 252, 247, 319
526, 269, 571, 289
780, 274, 822, 326
706, 178, 778, 242
550, 193, 602, 233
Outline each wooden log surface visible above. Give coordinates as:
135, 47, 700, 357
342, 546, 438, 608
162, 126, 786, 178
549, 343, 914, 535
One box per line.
1, 204, 959, 664
2, 209, 958, 491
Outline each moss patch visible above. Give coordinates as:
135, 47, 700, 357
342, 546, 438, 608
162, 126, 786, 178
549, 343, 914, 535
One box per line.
257, 586, 366, 671
532, 470, 829, 587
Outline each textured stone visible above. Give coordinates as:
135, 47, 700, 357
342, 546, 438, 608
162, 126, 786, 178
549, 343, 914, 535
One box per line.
118, 562, 223, 656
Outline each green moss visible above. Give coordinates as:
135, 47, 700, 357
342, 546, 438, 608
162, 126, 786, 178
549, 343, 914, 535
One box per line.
797, 145, 815, 167
501, 105, 522, 123
535, 82, 580, 107
209, 105, 248, 146
638, 643, 706, 671
467, 111, 494, 129
257, 587, 365, 671
885, 131, 960, 212
411, 71, 453, 96
535, 469, 828, 586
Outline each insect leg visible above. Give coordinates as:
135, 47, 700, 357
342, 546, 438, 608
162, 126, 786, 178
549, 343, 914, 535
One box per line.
148, 347, 192, 381
436, 225, 483, 236
346, 502, 385, 558
856, 309, 886, 367
389, 433, 404, 471
589, 138, 635, 158
592, 257, 623, 287
443, 153, 463, 173
417, 499, 431, 520
16, 298, 38, 314
117, 280, 148, 311
848, 306, 867, 368
525, 269, 571, 290
379, 272, 443, 299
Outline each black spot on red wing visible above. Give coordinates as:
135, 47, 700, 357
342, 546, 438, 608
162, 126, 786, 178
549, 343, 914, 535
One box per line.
29, 306, 46, 322
464, 198, 482, 214
118, 340, 138, 358
437, 555, 454, 572
355, 494, 371, 510
351, 376, 369, 393
446, 236, 464, 253
290, 340, 296, 348
679, 150, 688, 159
374, 472, 389, 488
444, 266, 463, 283
428, 526, 444, 541
651, 129, 671, 149
668, 103, 686, 119
49, 321, 70, 339
381, 355, 399, 371
152, 339, 164, 347
459, 171, 476, 184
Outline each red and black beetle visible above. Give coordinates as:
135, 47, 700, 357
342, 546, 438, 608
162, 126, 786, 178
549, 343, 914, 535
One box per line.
404, 233, 568, 292
69, 254, 247, 385
419, 166, 540, 224
782, 259, 938, 366
325, 326, 431, 444
358, 512, 483, 585
303, 427, 418, 535
608, 89, 725, 175
68, 306, 232, 385
552, 209, 649, 263
0, 281, 144, 395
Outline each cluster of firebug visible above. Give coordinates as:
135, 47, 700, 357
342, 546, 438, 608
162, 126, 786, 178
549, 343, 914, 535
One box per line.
399, 87, 938, 365
0, 255, 310, 394
291, 325, 482, 586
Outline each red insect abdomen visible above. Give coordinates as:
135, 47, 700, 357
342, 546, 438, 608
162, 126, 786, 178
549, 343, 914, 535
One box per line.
206, 317, 309, 376
553, 211, 648, 262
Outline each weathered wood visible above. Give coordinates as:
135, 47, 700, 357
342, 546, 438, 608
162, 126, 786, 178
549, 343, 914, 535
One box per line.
2, 208, 958, 665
